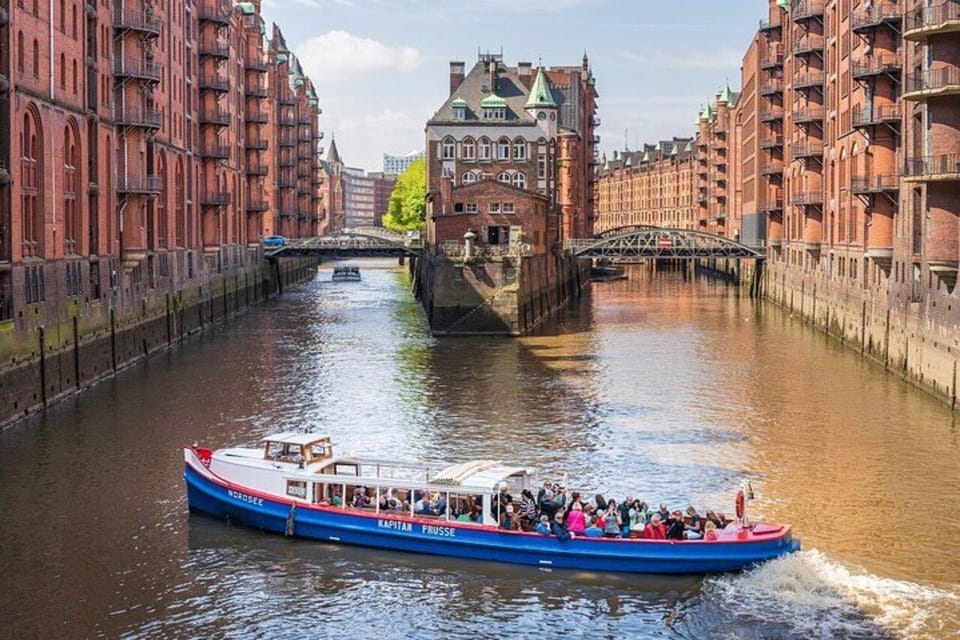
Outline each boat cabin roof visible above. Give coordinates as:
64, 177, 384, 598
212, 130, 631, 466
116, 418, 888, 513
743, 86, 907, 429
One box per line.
431, 460, 529, 487
261, 432, 332, 447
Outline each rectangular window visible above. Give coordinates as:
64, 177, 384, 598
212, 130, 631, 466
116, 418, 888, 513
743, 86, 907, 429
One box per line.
454, 202, 464, 213
465, 203, 478, 213
489, 203, 500, 213
502, 203, 515, 213
497, 142, 510, 160
479, 142, 491, 161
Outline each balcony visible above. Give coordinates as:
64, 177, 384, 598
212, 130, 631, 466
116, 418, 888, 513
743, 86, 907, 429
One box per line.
246, 164, 268, 176
198, 0, 233, 25
903, 67, 960, 100
904, 2, 960, 41
760, 135, 784, 149
760, 162, 783, 176
279, 157, 297, 168
279, 209, 298, 219
795, 71, 825, 91
792, 143, 824, 159
851, 174, 900, 194
246, 110, 268, 124
117, 174, 162, 195
713, 156, 727, 167
279, 175, 296, 188
314, 131, 325, 141
114, 106, 161, 130
199, 73, 230, 93
852, 55, 902, 80
245, 81, 268, 98
200, 106, 231, 127
199, 40, 230, 60
200, 191, 231, 207
793, 191, 824, 206
792, 34, 825, 56
792, 107, 825, 124
245, 138, 268, 151
760, 199, 784, 213
245, 57, 268, 72
759, 17, 783, 33
792, 0, 825, 21
711, 139, 727, 150
279, 134, 297, 147
280, 95, 298, 106
904, 153, 960, 182
760, 81, 783, 96
760, 109, 785, 122
851, 104, 902, 129
201, 141, 231, 160
113, 57, 161, 82
852, 2, 903, 33
113, 9, 162, 36
247, 200, 268, 213
760, 53, 784, 69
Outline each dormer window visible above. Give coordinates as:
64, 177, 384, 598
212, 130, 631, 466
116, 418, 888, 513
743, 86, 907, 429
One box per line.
483, 107, 506, 120
480, 94, 507, 121
453, 106, 467, 120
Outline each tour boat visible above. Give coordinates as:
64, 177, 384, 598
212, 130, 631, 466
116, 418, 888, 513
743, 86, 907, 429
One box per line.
183, 433, 800, 574
331, 266, 361, 282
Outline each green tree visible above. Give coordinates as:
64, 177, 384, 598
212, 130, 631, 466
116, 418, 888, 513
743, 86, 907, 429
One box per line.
382, 158, 426, 232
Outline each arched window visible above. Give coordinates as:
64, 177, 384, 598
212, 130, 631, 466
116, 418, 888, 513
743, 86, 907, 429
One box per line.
17, 32, 24, 71
512, 172, 526, 190
60, 53, 66, 89
63, 121, 80, 254
175, 158, 185, 247
59, 0, 65, 31
497, 171, 511, 184
72, 3, 78, 39
441, 137, 455, 160
513, 139, 527, 161
21, 107, 43, 258
497, 138, 510, 160
32, 39, 39, 77
157, 152, 168, 249
461, 138, 475, 161
478, 137, 491, 161
462, 172, 478, 185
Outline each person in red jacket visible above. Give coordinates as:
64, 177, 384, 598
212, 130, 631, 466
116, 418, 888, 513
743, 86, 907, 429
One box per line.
641, 513, 668, 540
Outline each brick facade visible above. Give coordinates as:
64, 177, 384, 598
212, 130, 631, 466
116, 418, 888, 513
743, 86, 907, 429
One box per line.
0, 0, 324, 328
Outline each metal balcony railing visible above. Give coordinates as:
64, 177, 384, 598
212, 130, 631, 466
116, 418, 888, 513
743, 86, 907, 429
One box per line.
199, 73, 230, 92
759, 16, 783, 32
904, 2, 960, 39
201, 141, 231, 159
760, 53, 784, 69
792, 108, 825, 124
792, 143, 824, 159
792, 34, 825, 55
114, 106, 162, 129
760, 135, 785, 149
246, 164, 268, 176
200, 191, 231, 206
904, 153, 960, 180
761, 162, 785, 176
851, 104, 902, 128
760, 199, 784, 212
245, 57, 268, 72
200, 106, 231, 127
903, 67, 960, 98
852, 55, 902, 79
246, 110, 268, 124
245, 138, 268, 150
245, 81, 268, 97
793, 191, 824, 205
851, 2, 903, 32
851, 174, 900, 193
247, 201, 268, 213
760, 109, 785, 122
113, 57, 161, 81
199, 40, 230, 59
198, 0, 232, 25
113, 9, 162, 35
792, 0, 825, 21
760, 81, 783, 96
117, 174, 162, 194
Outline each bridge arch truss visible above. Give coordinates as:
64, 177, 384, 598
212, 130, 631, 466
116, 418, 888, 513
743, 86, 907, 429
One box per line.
566, 226, 764, 261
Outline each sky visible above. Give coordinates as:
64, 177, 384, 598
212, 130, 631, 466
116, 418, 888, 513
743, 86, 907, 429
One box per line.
260, 0, 764, 173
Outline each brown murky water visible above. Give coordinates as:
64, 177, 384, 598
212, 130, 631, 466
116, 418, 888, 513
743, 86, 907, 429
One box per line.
1, 261, 957, 639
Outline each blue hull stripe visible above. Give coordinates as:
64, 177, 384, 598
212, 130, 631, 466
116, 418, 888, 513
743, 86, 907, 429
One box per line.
185, 464, 799, 574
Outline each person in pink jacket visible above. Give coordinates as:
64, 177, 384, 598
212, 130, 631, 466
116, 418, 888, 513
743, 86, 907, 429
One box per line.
566, 501, 587, 535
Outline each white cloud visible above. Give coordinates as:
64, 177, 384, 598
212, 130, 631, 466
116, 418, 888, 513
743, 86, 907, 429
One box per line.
294, 30, 421, 81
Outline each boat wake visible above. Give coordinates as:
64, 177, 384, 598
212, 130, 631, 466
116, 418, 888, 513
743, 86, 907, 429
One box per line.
683, 549, 960, 640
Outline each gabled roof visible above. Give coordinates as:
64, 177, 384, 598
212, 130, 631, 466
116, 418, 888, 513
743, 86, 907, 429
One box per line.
327, 137, 341, 164
525, 67, 557, 108
429, 59, 536, 125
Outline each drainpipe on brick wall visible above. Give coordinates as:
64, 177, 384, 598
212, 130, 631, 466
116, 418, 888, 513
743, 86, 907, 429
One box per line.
49, 0, 57, 241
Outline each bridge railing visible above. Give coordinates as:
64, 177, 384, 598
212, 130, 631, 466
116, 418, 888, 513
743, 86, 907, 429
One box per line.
436, 243, 533, 259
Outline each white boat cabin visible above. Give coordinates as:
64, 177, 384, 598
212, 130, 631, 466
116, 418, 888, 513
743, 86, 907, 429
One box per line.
209, 433, 533, 527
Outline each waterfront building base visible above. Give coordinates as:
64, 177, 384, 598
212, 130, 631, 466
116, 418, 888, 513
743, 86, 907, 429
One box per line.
0, 256, 319, 430
764, 263, 960, 410
418, 254, 590, 336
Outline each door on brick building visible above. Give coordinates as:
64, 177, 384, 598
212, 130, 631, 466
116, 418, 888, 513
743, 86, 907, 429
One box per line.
487, 226, 510, 245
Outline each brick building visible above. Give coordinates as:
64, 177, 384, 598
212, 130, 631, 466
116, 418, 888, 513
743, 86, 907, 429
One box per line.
424, 52, 598, 256
368, 171, 397, 227
0, 0, 325, 326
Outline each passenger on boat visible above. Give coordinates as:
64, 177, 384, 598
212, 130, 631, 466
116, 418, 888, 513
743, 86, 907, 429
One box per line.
684, 506, 703, 540
618, 496, 633, 538
566, 502, 587, 536
595, 494, 608, 511
435, 493, 448, 516
519, 489, 538, 530
415, 494, 437, 516
602, 502, 623, 538
705, 510, 725, 529
629, 500, 650, 538
703, 520, 719, 541
330, 488, 343, 507
666, 511, 686, 541
539, 488, 561, 520
641, 513, 667, 540
657, 503, 672, 523
535, 515, 551, 535
568, 491, 582, 512
499, 505, 519, 531
536, 481, 551, 508
352, 487, 370, 508
584, 515, 604, 538
550, 511, 573, 542
491, 483, 513, 519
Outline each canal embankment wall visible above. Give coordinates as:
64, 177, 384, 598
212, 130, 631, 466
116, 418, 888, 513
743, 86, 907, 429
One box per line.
762, 262, 960, 409
0, 256, 318, 429
417, 253, 590, 336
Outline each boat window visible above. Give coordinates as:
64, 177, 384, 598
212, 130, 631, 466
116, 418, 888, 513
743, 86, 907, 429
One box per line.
265, 442, 304, 463
334, 463, 358, 475
306, 443, 331, 460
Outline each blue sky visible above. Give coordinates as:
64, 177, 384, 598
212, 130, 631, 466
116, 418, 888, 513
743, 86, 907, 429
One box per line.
261, 0, 764, 172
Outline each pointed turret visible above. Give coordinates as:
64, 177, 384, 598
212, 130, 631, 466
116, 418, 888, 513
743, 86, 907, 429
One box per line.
525, 67, 557, 109
327, 136, 341, 164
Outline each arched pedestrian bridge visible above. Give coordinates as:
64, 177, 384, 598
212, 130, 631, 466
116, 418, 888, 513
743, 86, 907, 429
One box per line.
267, 226, 424, 258
564, 225, 765, 261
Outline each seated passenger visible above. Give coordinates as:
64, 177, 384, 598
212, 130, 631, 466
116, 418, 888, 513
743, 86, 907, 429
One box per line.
602, 502, 623, 539
704, 520, 719, 541
352, 487, 369, 508
666, 510, 686, 541
684, 506, 703, 540
584, 515, 604, 538
414, 494, 436, 516
566, 502, 587, 536
550, 511, 572, 542
641, 513, 667, 540
705, 510, 725, 529
499, 504, 519, 531
535, 515, 551, 535
435, 493, 447, 516
618, 497, 633, 539
657, 503, 671, 524
594, 494, 608, 512
519, 489, 538, 531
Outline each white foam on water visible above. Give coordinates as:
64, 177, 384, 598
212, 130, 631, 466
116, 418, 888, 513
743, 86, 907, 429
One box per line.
700, 549, 960, 639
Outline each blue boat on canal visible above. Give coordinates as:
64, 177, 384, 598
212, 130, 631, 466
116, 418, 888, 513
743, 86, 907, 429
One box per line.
184, 433, 800, 574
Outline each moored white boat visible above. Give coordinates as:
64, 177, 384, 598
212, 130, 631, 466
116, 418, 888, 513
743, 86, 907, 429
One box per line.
331, 266, 361, 282
183, 433, 800, 574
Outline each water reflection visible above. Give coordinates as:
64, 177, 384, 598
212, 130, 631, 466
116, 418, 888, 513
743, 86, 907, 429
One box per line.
0, 260, 958, 639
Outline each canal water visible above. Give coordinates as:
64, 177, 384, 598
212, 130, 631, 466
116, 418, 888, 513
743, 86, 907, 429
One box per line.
1, 261, 958, 639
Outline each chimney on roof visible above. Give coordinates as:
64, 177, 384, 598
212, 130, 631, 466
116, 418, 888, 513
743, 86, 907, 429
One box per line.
517, 62, 533, 89
449, 61, 465, 95
488, 59, 498, 93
